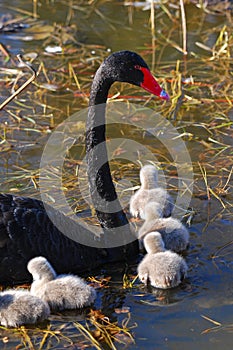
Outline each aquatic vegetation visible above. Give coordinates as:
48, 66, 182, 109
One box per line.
0, 0, 232, 348
0, 310, 136, 349
201, 314, 233, 335
0, 2, 232, 218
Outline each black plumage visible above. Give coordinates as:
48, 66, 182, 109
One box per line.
0, 51, 168, 285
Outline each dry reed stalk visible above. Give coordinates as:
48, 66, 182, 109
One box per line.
0, 55, 37, 111
150, 0, 156, 71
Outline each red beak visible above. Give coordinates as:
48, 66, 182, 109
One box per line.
140, 67, 169, 101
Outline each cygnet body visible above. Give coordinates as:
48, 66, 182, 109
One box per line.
138, 232, 188, 289
27, 257, 96, 311
130, 165, 174, 219
138, 202, 189, 253
0, 290, 50, 327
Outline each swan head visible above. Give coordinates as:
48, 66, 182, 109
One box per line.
27, 256, 57, 281
102, 51, 169, 100
143, 232, 165, 254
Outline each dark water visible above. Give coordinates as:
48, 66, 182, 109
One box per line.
0, 1, 232, 349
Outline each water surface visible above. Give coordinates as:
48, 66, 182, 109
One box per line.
0, 1, 232, 349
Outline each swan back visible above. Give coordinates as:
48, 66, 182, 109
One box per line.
38, 275, 96, 310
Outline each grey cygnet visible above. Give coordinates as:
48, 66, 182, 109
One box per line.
130, 165, 174, 219
0, 289, 50, 327
138, 202, 189, 253
27, 256, 96, 311
138, 232, 188, 289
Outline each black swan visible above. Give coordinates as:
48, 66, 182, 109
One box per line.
138, 231, 188, 289
129, 164, 174, 219
138, 202, 189, 252
0, 50, 169, 285
0, 289, 50, 327
28, 256, 96, 311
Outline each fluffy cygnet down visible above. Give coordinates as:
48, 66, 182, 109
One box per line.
138, 232, 188, 289
138, 202, 189, 253
0, 289, 50, 327
27, 256, 96, 311
130, 165, 174, 219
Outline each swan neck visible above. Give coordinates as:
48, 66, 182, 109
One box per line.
142, 179, 157, 189
86, 64, 131, 232
89, 66, 112, 106
141, 174, 158, 189
144, 233, 165, 254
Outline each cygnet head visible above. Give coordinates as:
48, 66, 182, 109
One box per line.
144, 232, 165, 254
139, 165, 158, 189
144, 202, 163, 221
27, 256, 57, 282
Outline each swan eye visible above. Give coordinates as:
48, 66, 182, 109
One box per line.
134, 65, 142, 70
